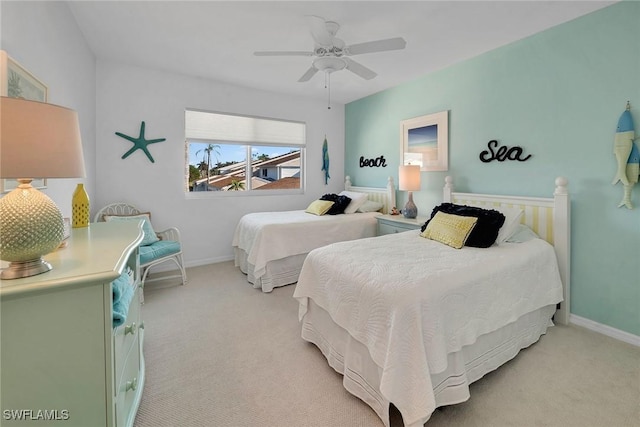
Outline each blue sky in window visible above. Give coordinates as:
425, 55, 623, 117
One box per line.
188, 143, 293, 166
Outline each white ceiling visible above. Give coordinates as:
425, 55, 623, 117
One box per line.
67, 1, 615, 105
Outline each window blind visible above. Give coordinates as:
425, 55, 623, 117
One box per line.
185, 110, 305, 146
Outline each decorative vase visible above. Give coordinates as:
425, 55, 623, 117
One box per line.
72, 183, 90, 228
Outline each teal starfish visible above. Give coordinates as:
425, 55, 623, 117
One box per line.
116, 121, 166, 163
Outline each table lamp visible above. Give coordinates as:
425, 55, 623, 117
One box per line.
398, 164, 421, 219
0, 96, 85, 279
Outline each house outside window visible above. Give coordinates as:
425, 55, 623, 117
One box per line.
185, 109, 305, 194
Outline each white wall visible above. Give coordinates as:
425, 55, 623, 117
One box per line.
1, 1, 96, 219
96, 60, 345, 266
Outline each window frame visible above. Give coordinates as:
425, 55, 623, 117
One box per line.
184, 109, 306, 198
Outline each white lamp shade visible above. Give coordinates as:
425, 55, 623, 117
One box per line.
398, 165, 421, 191
1, 96, 85, 179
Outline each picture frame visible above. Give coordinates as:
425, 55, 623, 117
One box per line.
400, 110, 448, 171
1, 50, 48, 193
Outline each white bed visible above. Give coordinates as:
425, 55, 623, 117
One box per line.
293, 176, 571, 427
232, 176, 396, 292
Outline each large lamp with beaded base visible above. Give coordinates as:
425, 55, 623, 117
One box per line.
398, 164, 421, 219
0, 97, 85, 279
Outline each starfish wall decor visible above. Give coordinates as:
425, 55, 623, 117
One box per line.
115, 121, 166, 163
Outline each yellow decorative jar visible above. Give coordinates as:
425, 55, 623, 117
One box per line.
72, 183, 90, 228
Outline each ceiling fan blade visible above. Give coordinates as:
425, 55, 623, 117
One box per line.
306, 15, 334, 47
343, 58, 377, 80
298, 66, 319, 82
346, 37, 407, 56
254, 51, 313, 57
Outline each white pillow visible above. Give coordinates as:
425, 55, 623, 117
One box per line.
339, 191, 369, 214
494, 206, 524, 245
506, 224, 540, 243
356, 200, 384, 213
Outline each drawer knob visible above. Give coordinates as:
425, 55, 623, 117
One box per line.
125, 377, 137, 392
124, 322, 137, 335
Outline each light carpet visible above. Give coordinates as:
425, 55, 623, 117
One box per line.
134, 262, 639, 427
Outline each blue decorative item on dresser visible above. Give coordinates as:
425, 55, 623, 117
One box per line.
112, 268, 136, 327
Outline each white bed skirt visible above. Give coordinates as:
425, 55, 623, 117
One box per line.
234, 248, 307, 292
301, 299, 556, 427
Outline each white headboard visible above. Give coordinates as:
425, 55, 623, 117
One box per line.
345, 176, 396, 214
442, 176, 571, 325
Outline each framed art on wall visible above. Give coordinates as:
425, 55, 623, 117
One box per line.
1, 50, 48, 193
400, 110, 448, 171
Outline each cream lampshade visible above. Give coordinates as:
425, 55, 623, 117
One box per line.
398, 165, 421, 219
0, 96, 85, 279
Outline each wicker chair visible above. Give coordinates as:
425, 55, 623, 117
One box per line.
94, 203, 187, 289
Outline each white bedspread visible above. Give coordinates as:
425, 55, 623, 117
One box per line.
293, 230, 563, 427
231, 210, 379, 280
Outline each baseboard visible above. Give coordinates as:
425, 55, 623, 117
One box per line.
185, 255, 234, 268
569, 314, 640, 347
144, 255, 234, 273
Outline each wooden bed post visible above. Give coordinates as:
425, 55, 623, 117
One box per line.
553, 177, 571, 325
443, 176, 454, 202
387, 176, 396, 209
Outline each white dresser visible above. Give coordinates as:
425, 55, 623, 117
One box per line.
0, 221, 145, 427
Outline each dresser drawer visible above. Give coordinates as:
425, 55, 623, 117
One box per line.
115, 340, 141, 427
113, 285, 141, 387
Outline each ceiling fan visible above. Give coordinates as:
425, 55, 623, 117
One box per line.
254, 15, 407, 82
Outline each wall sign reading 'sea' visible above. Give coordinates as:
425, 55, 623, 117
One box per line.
360, 155, 388, 167
479, 140, 532, 163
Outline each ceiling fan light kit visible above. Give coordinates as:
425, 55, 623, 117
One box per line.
313, 57, 346, 73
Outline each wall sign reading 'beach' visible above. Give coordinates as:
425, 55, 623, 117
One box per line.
400, 111, 449, 171
359, 155, 387, 167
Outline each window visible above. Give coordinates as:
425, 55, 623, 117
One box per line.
185, 110, 305, 193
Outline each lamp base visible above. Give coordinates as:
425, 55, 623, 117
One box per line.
0, 179, 64, 280
402, 191, 418, 219
1, 258, 53, 279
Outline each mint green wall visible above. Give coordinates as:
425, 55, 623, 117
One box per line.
345, 2, 640, 336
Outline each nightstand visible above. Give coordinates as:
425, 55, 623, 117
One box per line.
376, 214, 428, 236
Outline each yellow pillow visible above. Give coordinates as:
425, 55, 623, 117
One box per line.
305, 200, 334, 216
420, 211, 478, 249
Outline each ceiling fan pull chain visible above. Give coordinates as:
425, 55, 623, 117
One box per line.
327, 72, 332, 109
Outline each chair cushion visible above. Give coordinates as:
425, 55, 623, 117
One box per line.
104, 214, 159, 246
139, 240, 181, 265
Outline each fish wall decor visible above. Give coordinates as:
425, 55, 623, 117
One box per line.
612, 102, 639, 209
322, 136, 330, 185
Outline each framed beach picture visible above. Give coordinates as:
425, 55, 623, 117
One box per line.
400, 110, 448, 171
1, 50, 48, 193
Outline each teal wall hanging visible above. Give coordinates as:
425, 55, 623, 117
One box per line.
116, 121, 166, 163
322, 136, 330, 185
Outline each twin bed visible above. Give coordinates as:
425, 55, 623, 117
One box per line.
233, 175, 570, 426
232, 176, 396, 292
